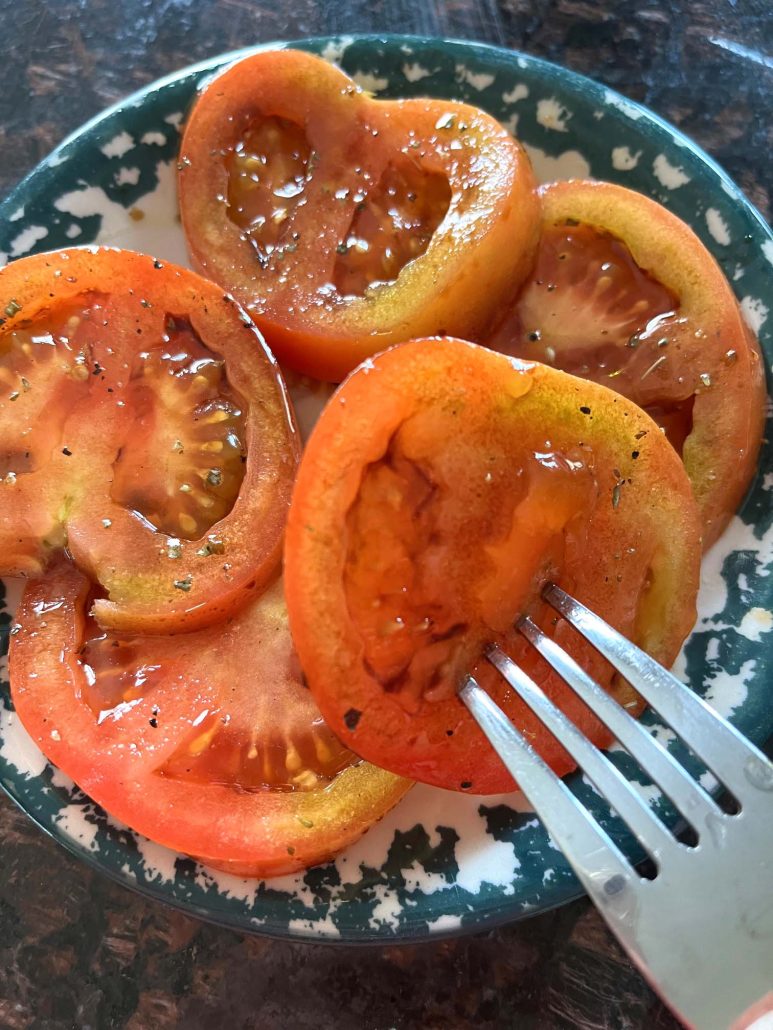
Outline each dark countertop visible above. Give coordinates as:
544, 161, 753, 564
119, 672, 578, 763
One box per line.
0, 2, 770, 1028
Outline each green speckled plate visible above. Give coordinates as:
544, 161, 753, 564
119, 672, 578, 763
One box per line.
0, 35, 771, 943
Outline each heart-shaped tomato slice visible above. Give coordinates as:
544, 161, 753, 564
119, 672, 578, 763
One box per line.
178, 49, 540, 381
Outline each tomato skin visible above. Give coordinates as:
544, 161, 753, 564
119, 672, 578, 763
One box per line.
488, 180, 766, 548
284, 338, 702, 794
10, 559, 410, 876
179, 49, 540, 382
0, 248, 300, 634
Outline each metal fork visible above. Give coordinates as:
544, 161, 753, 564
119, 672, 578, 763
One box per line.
460, 584, 773, 1030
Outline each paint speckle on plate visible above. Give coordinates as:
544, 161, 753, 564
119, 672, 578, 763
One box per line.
653, 153, 691, 189
706, 207, 732, 245
524, 144, 590, 182
9, 224, 48, 258
603, 89, 644, 120
502, 83, 528, 104
319, 36, 354, 65
100, 131, 135, 159
402, 62, 431, 82
351, 71, 389, 93
455, 65, 495, 91
502, 113, 520, 136
114, 166, 141, 187
611, 146, 641, 171
536, 97, 571, 132
55, 805, 100, 852
740, 296, 769, 334
426, 913, 463, 934
738, 607, 773, 642
140, 130, 167, 146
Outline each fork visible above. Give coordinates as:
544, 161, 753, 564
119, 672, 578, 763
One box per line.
460, 584, 773, 1030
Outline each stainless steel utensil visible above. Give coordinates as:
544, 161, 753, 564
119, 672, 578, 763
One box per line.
461, 584, 773, 1030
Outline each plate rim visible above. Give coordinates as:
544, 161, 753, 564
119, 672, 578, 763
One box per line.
3, 32, 772, 245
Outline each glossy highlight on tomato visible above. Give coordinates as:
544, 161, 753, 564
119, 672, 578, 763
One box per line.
488, 180, 766, 547
10, 559, 410, 876
178, 48, 540, 381
0, 248, 299, 633
285, 338, 702, 794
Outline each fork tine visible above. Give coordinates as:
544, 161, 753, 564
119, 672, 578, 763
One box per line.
486, 645, 677, 862
459, 675, 641, 911
518, 616, 723, 831
544, 584, 766, 801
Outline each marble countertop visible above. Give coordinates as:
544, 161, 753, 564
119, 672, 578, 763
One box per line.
0, 1, 770, 1027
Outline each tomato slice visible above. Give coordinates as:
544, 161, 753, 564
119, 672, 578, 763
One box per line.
487, 181, 766, 547
284, 338, 702, 794
178, 48, 540, 382
9, 558, 410, 876
0, 248, 299, 633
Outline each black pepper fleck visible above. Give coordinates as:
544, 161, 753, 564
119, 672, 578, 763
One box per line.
344, 708, 362, 731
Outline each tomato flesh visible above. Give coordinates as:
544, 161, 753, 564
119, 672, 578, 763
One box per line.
11, 559, 410, 875
343, 425, 594, 713
515, 222, 679, 356
81, 578, 352, 793
494, 222, 705, 454
285, 338, 702, 794
333, 158, 452, 296
110, 315, 246, 540
0, 297, 95, 478
488, 181, 766, 546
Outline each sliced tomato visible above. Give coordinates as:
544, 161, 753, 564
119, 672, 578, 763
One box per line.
9, 558, 410, 876
284, 338, 702, 794
178, 48, 540, 382
0, 248, 299, 633
487, 180, 766, 547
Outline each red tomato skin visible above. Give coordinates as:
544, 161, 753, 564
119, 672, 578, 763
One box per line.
284, 337, 702, 794
179, 48, 541, 381
0, 248, 300, 634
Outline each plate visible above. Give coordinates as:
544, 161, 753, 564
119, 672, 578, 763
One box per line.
0, 35, 771, 944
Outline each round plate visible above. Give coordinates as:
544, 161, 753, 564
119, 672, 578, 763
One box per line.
0, 35, 771, 944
